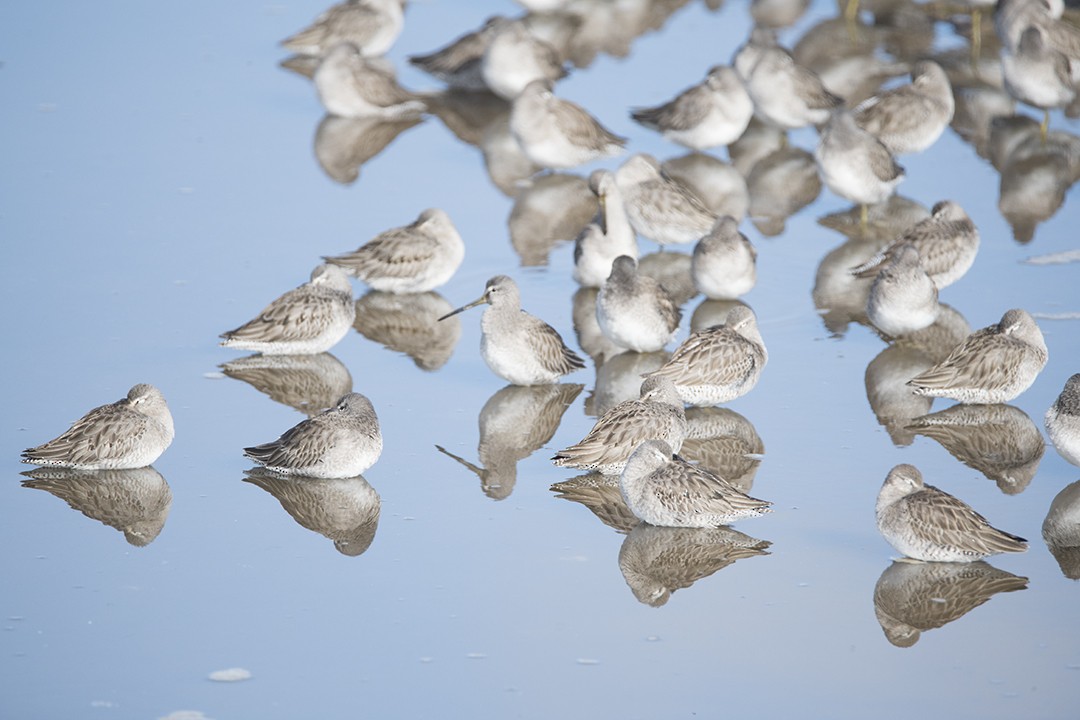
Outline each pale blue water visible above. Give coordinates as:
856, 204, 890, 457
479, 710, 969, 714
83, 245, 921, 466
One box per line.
3, 1, 1079, 718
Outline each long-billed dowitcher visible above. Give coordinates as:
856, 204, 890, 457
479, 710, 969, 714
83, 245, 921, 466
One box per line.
630, 65, 754, 151
1000, 25, 1077, 140
596, 256, 682, 353
281, 0, 404, 57
1043, 480, 1080, 578
907, 308, 1048, 404
220, 264, 355, 356
815, 110, 905, 225
573, 169, 639, 288
852, 200, 979, 289
866, 243, 940, 338
619, 439, 772, 528
553, 376, 687, 475
875, 464, 1028, 562
615, 154, 717, 246
22, 384, 175, 470
510, 80, 626, 169
853, 61, 954, 155
244, 393, 382, 478
314, 43, 426, 119
661, 154, 749, 222
324, 208, 464, 294
439, 275, 585, 386
408, 16, 500, 91
480, 18, 566, 100
644, 305, 767, 406
1046, 374, 1080, 466
691, 216, 757, 300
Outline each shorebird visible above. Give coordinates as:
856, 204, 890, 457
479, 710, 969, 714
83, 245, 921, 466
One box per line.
596, 256, 682, 353
281, 0, 405, 57
1000, 25, 1077, 141
408, 16, 500, 91
1046, 374, 1080, 466
815, 110, 905, 227
644, 305, 767, 406
630, 65, 754, 151
244, 393, 382, 478
851, 200, 979, 289
875, 464, 1028, 562
480, 18, 566, 100
853, 61, 955, 155
572, 169, 639, 288
866, 243, 940, 338
314, 43, 426, 119
439, 275, 585, 386
22, 384, 174, 470
509, 80, 626, 169
691, 216, 757, 300
220, 264, 355, 356
619, 439, 772, 528
324, 208, 464, 294
907, 308, 1048, 404
615, 153, 717, 246
552, 375, 687, 476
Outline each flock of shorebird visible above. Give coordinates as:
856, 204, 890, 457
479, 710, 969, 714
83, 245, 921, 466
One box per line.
19, 0, 1080, 568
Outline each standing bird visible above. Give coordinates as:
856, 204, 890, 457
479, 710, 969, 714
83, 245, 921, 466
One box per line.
244, 393, 382, 478
620, 439, 772, 528
439, 275, 585, 386
875, 464, 1027, 562
853, 61, 955, 155
907, 308, 1048, 404
691, 216, 757, 300
866, 244, 940, 338
1046, 374, 1080, 466
630, 65, 754, 151
1000, 25, 1077, 141
480, 18, 566, 100
22, 384, 174, 470
408, 16, 501, 91
323, 208, 464, 294
314, 43, 426, 120
645, 305, 767, 406
573, 169, 639, 288
596, 256, 682, 353
851, 200, 980, 290
553, 376, 687, 476
509, 80, 626, 169
220, 264, 355, 356
815, 110, 905, 227
281, 0, 405, 57
615, 154, 717, 246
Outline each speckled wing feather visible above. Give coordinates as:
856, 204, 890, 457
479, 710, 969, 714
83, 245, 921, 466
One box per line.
409, 27, 487, 76
855, 90, 934, 138
553, 401, 680, 467
868, 138, 904, 183
632, 86, 710, 132
327, 225, 440, 281
791, 62, 842, 111
244, 415, 345, 470
22, 400, 153, 467
634, 177, 715, 231
283, 4, 383, 54
907, 328, 1017, 392
650, 329, 762, 387
550, 98, 625, 151
348, 56, 416, 106
647, 459, 771, 520
221, 287, 350, 344
897, 485, 1027, 555
524, 315, 586, 374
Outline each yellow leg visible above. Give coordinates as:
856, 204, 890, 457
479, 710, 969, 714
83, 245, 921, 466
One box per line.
860, 203, 868, 232
971, 10, 981, 76
1041, 110, 1050, 145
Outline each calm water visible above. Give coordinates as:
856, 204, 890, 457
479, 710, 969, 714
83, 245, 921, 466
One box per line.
3, 1, 1079, 718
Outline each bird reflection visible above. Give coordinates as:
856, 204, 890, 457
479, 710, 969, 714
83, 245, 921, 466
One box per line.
244, 470, 380, 557
637, 249, 697, 305
618, 523, 771, 607
481, 114, 542, 195
425, 88, 510, 147
220, 352, 353, 416
812, 236, 897, 336
873, 559, 1028, 647
509, 173, 597, 267
572, 286, 624, 364
679, 407, 764, 492
1043, 480, 1080, 580
437, 383, 583, 500
353, 291, 461, 371
551, 472, 640, 533
907, 404, 1045, 494
817, 195, 929, 242
550, 0, 694, 70
589, 349, 670, 417
689, 298, 751, 333
864, 343, 934, 446
21, 467, 172, 547
746, 146, 821, 236
314, 114, 423, 185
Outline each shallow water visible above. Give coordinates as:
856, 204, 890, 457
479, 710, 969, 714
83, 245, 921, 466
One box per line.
3, 1, 1079, 718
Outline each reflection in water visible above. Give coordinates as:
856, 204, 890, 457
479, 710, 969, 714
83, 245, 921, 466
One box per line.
864, 343, 934, 446
550, 0, 694, 69
661, 153, 749, 222
619, 523, 771, 607
550, 472, 638, 533
572, 286, 623, 364
589, 349, 670, 417
680, 407, 763, 492
813, 235, 896, 336
220, 352, 353, 416
437, 383, 583, 500
1043, 480, 1080, 580
21, 467, 172, 547
689, 297, 750, 332
508, 173, 597, 267
314, 114, 423, 185
873, 559, 1028, 647
892, 302, 971, 364
792, 17, 907, 107
244, 470, 380, 557
817, 195, 929, 242
481, 114, 541, 195
908, 404, 1045, 494
637, 249, 697, 305
353, 291, 461, 371
745, 146, 822, 237
426, 88, 509, 147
